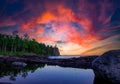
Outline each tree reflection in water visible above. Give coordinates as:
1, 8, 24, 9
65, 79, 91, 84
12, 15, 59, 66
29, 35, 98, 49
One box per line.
0, 63, 45, 81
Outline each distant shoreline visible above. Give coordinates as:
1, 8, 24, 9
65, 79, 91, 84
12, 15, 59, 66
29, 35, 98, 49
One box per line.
60, 55, 99, 57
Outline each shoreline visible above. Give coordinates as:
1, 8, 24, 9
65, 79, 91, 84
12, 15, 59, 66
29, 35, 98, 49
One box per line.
0, 55, 98, 69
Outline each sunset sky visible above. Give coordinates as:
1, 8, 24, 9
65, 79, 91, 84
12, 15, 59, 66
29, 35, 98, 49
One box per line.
0, 0, 120, 55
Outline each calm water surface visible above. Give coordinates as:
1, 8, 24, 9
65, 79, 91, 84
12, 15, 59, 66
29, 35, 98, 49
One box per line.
0, 64, 95, 84
48, 55, 80, 59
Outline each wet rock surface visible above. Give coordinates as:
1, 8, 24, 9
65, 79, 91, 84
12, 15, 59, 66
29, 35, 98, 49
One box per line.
0, 55, 97, 69
12, 62, 27, 67
92, 50, 120, 83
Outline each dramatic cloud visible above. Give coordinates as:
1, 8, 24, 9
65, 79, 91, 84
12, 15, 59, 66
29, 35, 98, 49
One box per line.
0, 0, 120, 55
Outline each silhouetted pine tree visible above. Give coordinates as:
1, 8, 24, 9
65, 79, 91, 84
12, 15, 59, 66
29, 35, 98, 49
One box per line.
0, 32, 60, 56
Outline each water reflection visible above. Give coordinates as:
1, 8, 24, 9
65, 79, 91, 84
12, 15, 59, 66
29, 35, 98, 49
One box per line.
0, 64, 95, 84
0, 64, 45, 81
0, 64, 110, 84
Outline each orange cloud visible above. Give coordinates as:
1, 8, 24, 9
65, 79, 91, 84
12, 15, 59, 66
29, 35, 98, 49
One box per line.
20, 4, 101, 48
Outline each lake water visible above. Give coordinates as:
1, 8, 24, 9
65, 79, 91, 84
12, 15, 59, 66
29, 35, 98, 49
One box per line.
48, 55, 80, 59
0, 64, 95, 84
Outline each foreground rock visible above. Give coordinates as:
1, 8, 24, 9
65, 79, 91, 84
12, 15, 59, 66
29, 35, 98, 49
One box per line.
92, 50, 120, 83
12, 62, 27, 68
0, 55, 97, 69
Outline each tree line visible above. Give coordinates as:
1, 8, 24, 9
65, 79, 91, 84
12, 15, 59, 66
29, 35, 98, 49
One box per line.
0, 31, 60, 56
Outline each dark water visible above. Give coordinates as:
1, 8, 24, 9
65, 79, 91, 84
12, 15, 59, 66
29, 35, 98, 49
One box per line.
0, 64, 95, 84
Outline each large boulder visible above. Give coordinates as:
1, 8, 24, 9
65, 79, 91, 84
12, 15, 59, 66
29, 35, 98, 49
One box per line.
92, 50, 120, 83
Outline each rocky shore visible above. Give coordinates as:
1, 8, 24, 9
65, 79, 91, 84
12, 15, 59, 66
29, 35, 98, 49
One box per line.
0, 50, 120, 84
0, 55, 98, 69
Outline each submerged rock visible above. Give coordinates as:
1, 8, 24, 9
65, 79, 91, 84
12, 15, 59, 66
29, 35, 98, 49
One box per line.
92, 50, 120, 83
12, 62, 27, 67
